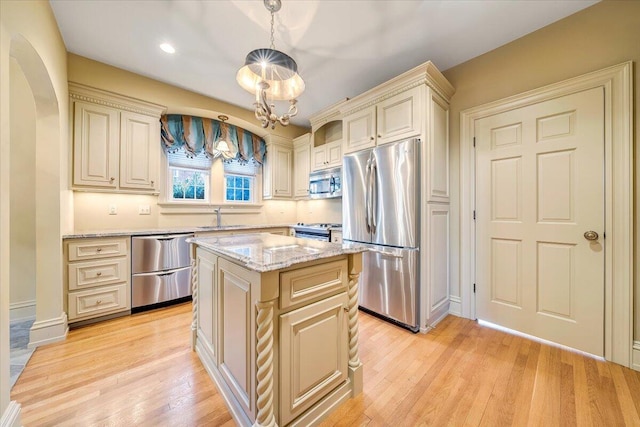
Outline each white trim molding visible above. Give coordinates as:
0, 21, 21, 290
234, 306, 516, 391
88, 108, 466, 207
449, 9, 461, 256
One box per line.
28, 312, 68, 348
448, 296, 462, 317
9, 299, 35, 322
459, 62, 634, 367
633, 342, 640, 372
0, 401, 20, 427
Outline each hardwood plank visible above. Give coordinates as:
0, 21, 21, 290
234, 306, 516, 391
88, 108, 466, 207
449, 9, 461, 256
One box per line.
12, 304, 640, 426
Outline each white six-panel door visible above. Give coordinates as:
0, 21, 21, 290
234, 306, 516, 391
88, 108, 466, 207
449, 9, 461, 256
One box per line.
475, 87, 604, 356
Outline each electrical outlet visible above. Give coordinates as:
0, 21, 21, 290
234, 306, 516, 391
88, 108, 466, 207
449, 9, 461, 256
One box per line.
138, 205, 151, 215
108, 204, 117, 215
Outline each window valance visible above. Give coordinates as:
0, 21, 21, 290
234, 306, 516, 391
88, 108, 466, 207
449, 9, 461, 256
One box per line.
160, 114, 267, 164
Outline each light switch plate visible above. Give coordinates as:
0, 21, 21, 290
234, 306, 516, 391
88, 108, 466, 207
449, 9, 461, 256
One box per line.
108, 204, 117, 215
138, 205, 151, 215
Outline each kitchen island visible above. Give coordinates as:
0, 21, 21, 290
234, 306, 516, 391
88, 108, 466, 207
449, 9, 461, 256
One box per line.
188, 233, 366, 427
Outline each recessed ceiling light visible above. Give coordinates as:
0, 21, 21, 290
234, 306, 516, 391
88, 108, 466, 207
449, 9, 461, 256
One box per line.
160, 43, 175, 54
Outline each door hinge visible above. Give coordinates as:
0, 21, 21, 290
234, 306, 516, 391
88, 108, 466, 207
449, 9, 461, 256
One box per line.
473, 137, 476, 148
473, 210, 476, 220
473, 283, 476, 293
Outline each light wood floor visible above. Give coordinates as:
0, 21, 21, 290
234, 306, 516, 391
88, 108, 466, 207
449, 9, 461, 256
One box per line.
11, 303, 640, 426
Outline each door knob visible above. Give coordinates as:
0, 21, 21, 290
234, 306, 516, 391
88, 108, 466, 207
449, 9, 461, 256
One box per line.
583, 230, 599, 241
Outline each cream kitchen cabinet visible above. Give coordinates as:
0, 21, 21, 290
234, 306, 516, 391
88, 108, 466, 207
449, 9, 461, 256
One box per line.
263, 135, 293, 199
292, 133, 311, 198
311, 138, 342, 171
343, 85, 422, 153
70, 82, 165, 193
64, 236, 131, 324
309, 99, 347, 172
190, 233, 364, 426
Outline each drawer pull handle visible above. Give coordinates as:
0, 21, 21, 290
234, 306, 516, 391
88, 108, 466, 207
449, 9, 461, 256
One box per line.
96, 300, 102, 305
96, 272, 102, 276
96, 248, 102, 252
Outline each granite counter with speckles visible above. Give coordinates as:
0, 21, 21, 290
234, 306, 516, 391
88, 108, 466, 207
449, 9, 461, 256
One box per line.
63, 224, 292, 239
187, 233, 367, 272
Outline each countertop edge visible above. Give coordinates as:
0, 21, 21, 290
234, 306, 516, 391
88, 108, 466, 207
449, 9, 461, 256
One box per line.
62, 224, 294, 239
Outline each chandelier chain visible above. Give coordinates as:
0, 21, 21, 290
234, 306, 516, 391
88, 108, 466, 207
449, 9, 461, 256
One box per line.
269, 10, 275, 49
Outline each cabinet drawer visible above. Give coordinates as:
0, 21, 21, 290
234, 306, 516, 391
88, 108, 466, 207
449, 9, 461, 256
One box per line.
68, 257, 128, 290
67, 238, 128, 261
68, 283, 129, 321
280, 259, 348, 310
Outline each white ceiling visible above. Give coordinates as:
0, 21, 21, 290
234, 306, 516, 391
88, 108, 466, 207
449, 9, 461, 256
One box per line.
49, 0, 598, 127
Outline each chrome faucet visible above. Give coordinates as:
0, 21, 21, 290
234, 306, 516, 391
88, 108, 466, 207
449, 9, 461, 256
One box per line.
215, 208, 222, 227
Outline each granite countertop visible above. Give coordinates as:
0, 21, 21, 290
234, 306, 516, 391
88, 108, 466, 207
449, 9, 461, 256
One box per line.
63, 224, 293, 239
188, 233, 367, 272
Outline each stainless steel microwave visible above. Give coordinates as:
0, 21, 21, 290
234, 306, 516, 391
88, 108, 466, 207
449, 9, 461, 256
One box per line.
309, 167, 342, 199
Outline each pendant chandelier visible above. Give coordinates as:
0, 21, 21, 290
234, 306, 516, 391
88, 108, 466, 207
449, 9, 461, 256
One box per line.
236, 0, 304, 129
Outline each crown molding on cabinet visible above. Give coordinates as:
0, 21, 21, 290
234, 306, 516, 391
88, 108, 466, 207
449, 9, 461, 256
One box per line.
68, 82, 166, 117
340, 60, 455, 117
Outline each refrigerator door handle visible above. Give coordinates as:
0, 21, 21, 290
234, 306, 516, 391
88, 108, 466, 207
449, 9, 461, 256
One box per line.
371, 157, 378, 233
365, 157, 372, 233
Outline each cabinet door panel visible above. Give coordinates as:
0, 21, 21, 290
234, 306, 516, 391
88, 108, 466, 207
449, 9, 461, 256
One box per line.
376, 86, 422, 146
280, 292, 348, 425
120, 111, 159, 191
196, 249, 217, 360
343, 106, 376, 154
311, 146, 328, 170
218, 260, 255, 420
326, 140, 343, 168
293, 140, 311, 197
264, 143, 292, 199
73, 101, 119, 188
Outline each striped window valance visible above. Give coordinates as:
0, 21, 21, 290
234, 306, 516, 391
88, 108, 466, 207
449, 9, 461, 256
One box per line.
160, 114, 267, 164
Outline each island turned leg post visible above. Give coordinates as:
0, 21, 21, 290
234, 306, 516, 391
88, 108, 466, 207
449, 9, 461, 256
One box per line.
347, 253, 363, 395
254, 300, 276, 427
190, 255, 198, 351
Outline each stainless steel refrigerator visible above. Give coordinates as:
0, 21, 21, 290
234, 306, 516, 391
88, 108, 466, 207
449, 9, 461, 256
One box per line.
343, 138, 420, 331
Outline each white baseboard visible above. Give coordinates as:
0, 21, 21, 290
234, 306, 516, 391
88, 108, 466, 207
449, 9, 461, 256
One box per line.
10, 299, 36, 322
632, 341, 640, 372
448, 296, 462, 317
0, 401, 21, 427
28, 312, 68, 348
420, 304, 450, 334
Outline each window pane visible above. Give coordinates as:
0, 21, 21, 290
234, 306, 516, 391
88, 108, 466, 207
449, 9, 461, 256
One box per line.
185, 186, 195, 199
243, 190, 250, 201
235, 176, 243, 187
173, 184, 184, 199
243, 177, 250, 188
226, 188, 234, 200
226, 176, 234, 187
235, 189, 243, 200
195, 186, 205, 200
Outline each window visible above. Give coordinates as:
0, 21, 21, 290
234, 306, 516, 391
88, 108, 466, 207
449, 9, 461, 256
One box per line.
167, 150, 212, 203
224, 159, 259, 204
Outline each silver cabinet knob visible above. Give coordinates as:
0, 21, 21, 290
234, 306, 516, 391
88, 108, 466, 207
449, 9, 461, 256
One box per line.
584, 231, 599, 241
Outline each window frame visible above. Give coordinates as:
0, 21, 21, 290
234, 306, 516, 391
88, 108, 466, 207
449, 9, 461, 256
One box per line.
167, 165, 210, 204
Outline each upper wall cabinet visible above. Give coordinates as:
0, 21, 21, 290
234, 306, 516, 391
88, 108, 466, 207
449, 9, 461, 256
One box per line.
69, 82, 166, 194
263, 134, 293, 199
309, 99, 348, 172
343, 86, 422, 153
293, 133, 311, 198
340, 62, 455, 203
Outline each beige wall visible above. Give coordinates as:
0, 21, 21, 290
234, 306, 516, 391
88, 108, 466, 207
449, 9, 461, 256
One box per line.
9, 59, 36, 321
441, 1, 640, 341
1, 0, 68, 417
296, 199, 342, 224
67, 54, 313, 232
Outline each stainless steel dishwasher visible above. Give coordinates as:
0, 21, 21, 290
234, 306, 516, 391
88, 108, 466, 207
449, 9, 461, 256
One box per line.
131, 233, 193, 311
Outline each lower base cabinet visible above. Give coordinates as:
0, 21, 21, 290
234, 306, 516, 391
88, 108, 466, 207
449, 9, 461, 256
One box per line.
279, 292, 348, 425
193, 245, 362, 426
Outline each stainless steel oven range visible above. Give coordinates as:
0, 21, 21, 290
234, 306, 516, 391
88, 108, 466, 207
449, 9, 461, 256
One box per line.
293, 223, 341, 242
131, 233, 193, 311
